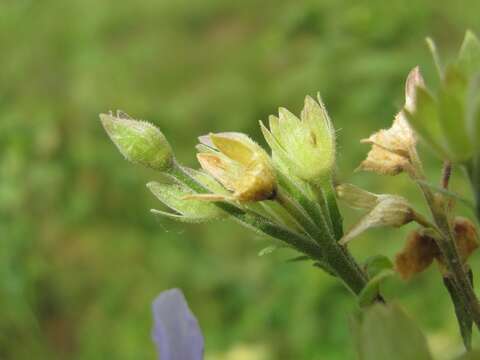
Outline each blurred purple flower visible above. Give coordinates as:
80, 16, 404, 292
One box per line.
152, 288, 204, 360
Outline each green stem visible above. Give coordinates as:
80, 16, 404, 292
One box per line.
171, 163, 368, 295
275, 189, 368, 294
443, 273, 473, 351
465, 158, 480, 223
169, 163, 323, 261
409, 148, 480, 332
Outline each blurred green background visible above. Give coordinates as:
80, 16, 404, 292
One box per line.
2, 0, 480, 359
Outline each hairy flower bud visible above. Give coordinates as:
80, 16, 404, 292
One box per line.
100, 111, 174, 171
336, 184, 379, 210
260, 95, 335, 183
338, 184, 416, 244
192, 132, 276, 202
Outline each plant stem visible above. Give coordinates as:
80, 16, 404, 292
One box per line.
465, 158, 480, 223
409, 148, 480, 331
275, 189, 368, 294
443, 272, 473, 350
170, 163, 368, 295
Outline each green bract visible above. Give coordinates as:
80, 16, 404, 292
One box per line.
147, 180, 225, 223
100, 111, 174, 171
260, 95, 335, 184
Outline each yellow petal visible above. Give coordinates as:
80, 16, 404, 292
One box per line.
210, 133, 254, 165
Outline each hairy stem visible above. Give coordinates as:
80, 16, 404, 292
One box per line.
170, 163, 368, 295
276, 189, 368, 294
410, 148, 480, 332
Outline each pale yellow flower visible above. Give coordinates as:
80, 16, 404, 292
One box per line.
192, 132, 276, 202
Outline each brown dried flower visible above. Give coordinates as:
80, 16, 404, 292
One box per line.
358, 67, 425, 175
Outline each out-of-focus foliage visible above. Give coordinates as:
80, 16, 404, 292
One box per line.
1, 0, 480, 359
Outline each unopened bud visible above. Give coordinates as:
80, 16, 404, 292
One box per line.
193, 132, 276, 202
339, 187, 415, 245
260, 94, 335, 183
100, 111, 173, 171
336, 183, 379, 210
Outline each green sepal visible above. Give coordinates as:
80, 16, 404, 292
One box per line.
467, 75, 480, 152
438, 66, 472, 162
457, 30, 480, 78
426, 37, 443, 77
404, 87, 447, 158
150, 209, 213, 223
147, 181, 225, 222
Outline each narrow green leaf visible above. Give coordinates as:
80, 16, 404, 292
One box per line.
467, 74, 480, 151
438, 66, 472, 162
358, 269, 394, 307
353, 304, 433, 360
313, 259, 337, 277
405, 87, 447, 159
426, 37, 443, 76
457, 30, 480, 78
416, 180, 475, 209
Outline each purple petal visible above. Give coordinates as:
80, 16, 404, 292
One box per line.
152, 288, 204, 360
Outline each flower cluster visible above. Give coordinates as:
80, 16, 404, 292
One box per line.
102, 30, 480, 355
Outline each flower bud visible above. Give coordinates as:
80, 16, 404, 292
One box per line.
193, 132, 276, 202
260, 95, 335, 183
338, 185, 415, 244
336, 183, 379, 210
100, 111, 173, 171
147, 180, 225, 222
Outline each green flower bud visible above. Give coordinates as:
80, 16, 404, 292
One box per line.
100, 111, 174, 171
193, 132, 277, 202
260, 95, 335, 183
147, 180, 225, 223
